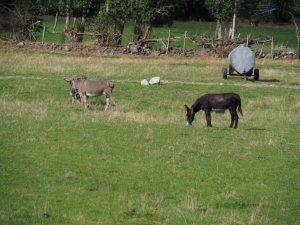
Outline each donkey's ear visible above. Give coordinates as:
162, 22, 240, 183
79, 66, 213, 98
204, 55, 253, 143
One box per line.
190, 106, 194, 114
184, 104, 190, 111
64, 78, 71, 82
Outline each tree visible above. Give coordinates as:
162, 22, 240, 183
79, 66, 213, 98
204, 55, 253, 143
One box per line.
0, 0, 40, 40
130, 0, 155, 41
130, 0, 174, 42
289, 0, 300, 59
57, 0, 73, 31
54, 0, 100, 41
93, 0, 129, 46
231, 0, 238, 39
92, 0, 175, 45
205, 0, 235, 39
270, 0, 295, 22
72, 0, 94, 42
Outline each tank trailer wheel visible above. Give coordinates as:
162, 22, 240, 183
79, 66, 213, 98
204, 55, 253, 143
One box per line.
254, 69, 259, 81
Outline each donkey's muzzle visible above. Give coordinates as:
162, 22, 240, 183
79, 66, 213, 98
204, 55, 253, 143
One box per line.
186, 122, 192, 126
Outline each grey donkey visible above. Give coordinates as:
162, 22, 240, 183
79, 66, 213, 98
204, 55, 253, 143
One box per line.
64, 76, 116, 111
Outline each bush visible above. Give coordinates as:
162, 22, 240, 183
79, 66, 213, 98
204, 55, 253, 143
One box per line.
92, 9, 123, 46
0, 4, 40, 41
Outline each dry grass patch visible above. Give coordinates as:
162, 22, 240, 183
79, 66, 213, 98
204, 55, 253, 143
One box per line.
182, 195, 199, 211
248, 201, 265, 225
0, 48, 220, 65
108, 110, 157, 124
0, 98, 48, 119
246, 96, 283, 109
103, 110, 179, 125
242, 95, 299, 124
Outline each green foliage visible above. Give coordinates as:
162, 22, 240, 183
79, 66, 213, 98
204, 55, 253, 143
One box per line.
92, 9, 114, 45
93, 9, 109, 31
92, 0, 173, 43
92, 2, 128, 46
104, 0, 129, 28
41, 0, 99, 17
256, 0, 295, 22
129, 0, 176, 41
57, 0, 73, 15
72, 0, 93, 16
205, 0, 235, 22
0, 3, 40, 41
130, 0, 156, 25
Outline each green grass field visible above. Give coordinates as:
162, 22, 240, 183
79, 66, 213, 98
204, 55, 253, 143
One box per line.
0, 47, 300, 225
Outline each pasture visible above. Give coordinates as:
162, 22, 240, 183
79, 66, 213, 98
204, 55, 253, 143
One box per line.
0, 46, 300, 225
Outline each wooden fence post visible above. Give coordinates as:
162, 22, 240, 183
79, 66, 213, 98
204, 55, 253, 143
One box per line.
166, 30, 170, 55
72, 17, 77, 29
271, 36, 274, 59
259, 43, 264, 58
183, 31, 187, 55
42, 23, 46, 44
289, 12, 300, 59
53, 12, 58, 32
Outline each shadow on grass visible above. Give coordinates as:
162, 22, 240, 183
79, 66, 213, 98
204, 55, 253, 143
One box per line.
243, 78, 280, 83
87, 100, 106, 110
258, 79, 280, 82
216, 200, 258, 209
224, 77, 280, 83
246, 127, 266, 131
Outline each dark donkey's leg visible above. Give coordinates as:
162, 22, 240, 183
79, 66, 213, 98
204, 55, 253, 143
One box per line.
204, 109, 212, 127
229, 109, 235, 128
233, 110, 239, 129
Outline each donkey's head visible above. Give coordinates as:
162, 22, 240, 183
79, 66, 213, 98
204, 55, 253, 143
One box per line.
185, 105, 195, 126
64, 75, 87, 101
64, 75, 87, 88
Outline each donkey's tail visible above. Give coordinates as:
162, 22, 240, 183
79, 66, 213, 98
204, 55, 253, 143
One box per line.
238, 100, 243, 116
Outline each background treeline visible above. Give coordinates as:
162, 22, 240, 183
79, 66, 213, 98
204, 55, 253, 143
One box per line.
0, 0, 299, 51
1, 0, 300, 22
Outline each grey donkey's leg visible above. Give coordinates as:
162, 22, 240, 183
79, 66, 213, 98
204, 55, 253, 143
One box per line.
80, 93, 88, 110
104, 97, 110, 111
104, 90, 116, 111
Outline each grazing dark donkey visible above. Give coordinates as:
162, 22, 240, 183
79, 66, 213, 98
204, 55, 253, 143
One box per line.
185, 93, 243, 128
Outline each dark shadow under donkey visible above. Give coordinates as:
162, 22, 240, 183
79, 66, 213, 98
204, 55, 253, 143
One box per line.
185, 93, 243, 128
